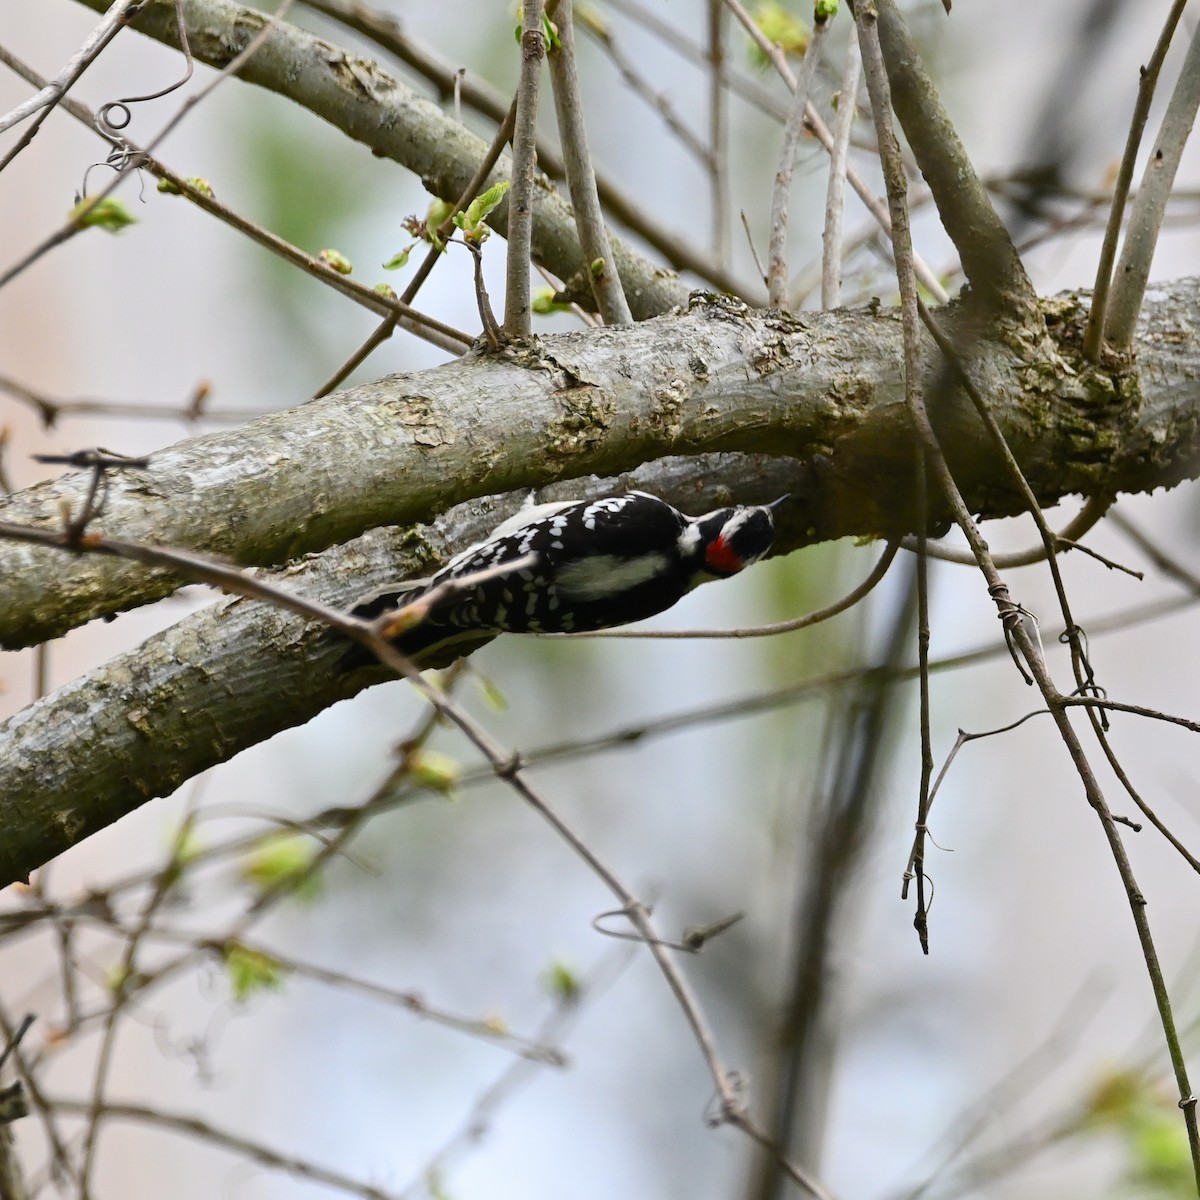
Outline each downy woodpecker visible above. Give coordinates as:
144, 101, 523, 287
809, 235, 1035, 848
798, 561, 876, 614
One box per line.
339, 490, 784, 670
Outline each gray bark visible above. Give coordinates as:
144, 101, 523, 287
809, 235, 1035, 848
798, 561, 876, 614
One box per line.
3, 286, 1199, 650
2, 281, 1200, 887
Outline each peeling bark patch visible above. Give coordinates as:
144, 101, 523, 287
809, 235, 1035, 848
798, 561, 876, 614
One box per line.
53, 808, 85, 845
547, 388, 614, 457
748, 331, 796, 377
688, 292, 750, 321
386, 394, 455, 448
126, 707, 154, 736
648, 378, 685, 439
323, 47, 391, 101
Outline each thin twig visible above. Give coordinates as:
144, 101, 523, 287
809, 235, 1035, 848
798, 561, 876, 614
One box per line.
871, 0, 1035, 316
581, 8, 713, 167
1088, 720, 1200, 875
706, 0, 730, 267
77, 817, 199, 1198
899, 494, 1112, 569
1106, 19, 1200, 353
1108, 508, 1200, 595
298, 0, 758, 301
0, 3, 291, 290
504, 0, 547, 338
0, 0, 140, 137
903, 709, 1051, 900
911, 448, 933, 953
723, 0, 949, 303
768, 12, 831, 308
51, 1097, 397, 1200
546, 0, 633, 325
0, 1004, 75, 1189
313, 97, 520, 396
1083, 0, 1188, 359
397, 951, 631, 1199
0, 45, 471, 356
821, 40, 860, 309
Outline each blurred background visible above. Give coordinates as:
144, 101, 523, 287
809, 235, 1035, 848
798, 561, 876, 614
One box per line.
2, 1, 1200, 1197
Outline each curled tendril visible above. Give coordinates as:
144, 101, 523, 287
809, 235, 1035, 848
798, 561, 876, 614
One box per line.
96, 100, 133, 132
94, 0, 194, 140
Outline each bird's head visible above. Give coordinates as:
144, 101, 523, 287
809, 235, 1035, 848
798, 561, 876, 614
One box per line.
681, 496, 786, 579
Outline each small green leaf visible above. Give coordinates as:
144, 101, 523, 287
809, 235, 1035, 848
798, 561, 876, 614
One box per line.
426, 197, 455, 234
459, 180, 511, 244
318, 248, 353, 274
223, 943, 286, 1003
382, 245, 413, 270
408, 749, 460, 795
374, 282, 399, 300
814, 0, 838, 19
184, 176, 215, 199
241, 833, 322, 901
158, 175, 215, 199
473, 670, 509, 712
69, 196, 137, 233
106, 963, 149, 997
531, 286, 573, 316
748, 1, 810, 66
543, 960, 581, 1003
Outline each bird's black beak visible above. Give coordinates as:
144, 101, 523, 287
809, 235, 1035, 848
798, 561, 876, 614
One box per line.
765, 495, 790, 511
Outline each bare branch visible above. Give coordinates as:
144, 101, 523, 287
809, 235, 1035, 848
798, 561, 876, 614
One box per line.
900, 495, 1111, 569
0, 0, 140, 136
1106, 20, 1200, 352
0, 44, 471, 355
299, 0, 755, 299
723, 0, 949, 303
504, 0, 546, 337
546, 0, 633, 325
51, 1096, 399, 1200
767, 13, 830, 308
706, 0, 730, 266
1083, 0, 1189, 359
821, 40, 861, 309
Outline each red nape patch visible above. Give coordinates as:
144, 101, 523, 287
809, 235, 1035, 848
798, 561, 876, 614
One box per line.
705, 536, 743, 575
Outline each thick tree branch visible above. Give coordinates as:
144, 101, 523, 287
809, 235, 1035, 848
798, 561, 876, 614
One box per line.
69, 0, 689, 319
0, 457, 795, 889
2, 284, 1200, 649
3, 271, 1200, 885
